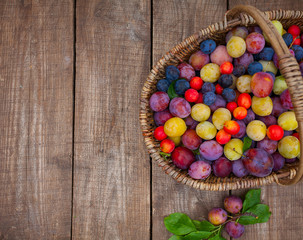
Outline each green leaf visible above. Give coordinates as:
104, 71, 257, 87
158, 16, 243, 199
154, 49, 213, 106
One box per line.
242, 136, 252, 153
168, 235, 184, 240
209, 232, 226, 240
238, 204, 271, 225
192, 220, 216, 232
167, 80, 179, 99
160, 152, 171, 160
242, 189, 261, 212
247, 204, 271, 223
192, 149, 200, 155
164, 213, 197, 236
238, 215, 259, 225
183, 231, 212, 240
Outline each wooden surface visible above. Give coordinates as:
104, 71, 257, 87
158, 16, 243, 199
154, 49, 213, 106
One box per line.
0, 0, 302, 239
152, 1, 229, 240
72, 0, 151, 239
0, 1, 73, 239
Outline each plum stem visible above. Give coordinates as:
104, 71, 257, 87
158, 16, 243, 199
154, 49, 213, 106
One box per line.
227, 147, 246, 158
221, 212, 257, 226
211, 224, 222, 234
263, 61, 272, 72
213, 212, 256, 237
289, 35, 298, 49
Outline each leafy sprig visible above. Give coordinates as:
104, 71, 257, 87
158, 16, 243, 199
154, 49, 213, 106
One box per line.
242, 136, 252, 153
160, 152, 171, 160
164, 189, 271, 239
167, 80, 179, 99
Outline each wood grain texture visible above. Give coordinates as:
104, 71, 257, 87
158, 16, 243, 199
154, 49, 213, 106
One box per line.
153, 0, 228, 65
152, 1, 230, 239
72, 0, 151, 239
229, 1, 303, 239
0, 0, 73, 239
229, 0, 303, 10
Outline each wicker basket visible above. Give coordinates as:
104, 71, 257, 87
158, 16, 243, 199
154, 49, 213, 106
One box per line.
140, 5, 303, 191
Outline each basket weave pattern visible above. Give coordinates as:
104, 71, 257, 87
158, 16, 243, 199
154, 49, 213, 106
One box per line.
140, 6, 303, 191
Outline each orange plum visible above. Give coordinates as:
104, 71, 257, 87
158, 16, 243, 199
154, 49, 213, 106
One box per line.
237, 93, 252, 109
160, 139, 175, 153
216, 129, 231, 144
224, 120, 240, 135
233, 107, 247, 120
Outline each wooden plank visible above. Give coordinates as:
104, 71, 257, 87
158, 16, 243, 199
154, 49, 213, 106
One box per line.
152, 1, 230, 239
0, 0, 73, 239
229, 0, 303, 10
229, 1, 303, 239
72, 0, 151, 239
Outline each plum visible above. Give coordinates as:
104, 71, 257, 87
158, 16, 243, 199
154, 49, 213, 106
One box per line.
242, 148, 274, 177
225, 221, 245, 238
188, 161, 211, 180
257, 136, 278, 154
149, 91, 170, 112
181, 129, 202, 150
280, 89, 293, 110
232, 120, 246, 139
250, 72, 273, 98
171, 147, 195, 170
234, 52, 254, 70
189, 50, 210, 70
272, 152, 285, 171
232, 159, 249, 177
213, 157, 232, 177
246, 32, 265, 54
271, 97, 287, 117
248, 26, 262, 34
226, 26, 249, 42
208, 207, 227, 225
184, 115, 199, 129
199, 140, 223, 161
210, 95, 227, 112
257, 115, 277, 127
154, 109, 173, 126
177, 62, 195, 81
169, 97, 191, 118
243, 109, 255, 125
210, 45, 232, 66
224, 195, 243, 214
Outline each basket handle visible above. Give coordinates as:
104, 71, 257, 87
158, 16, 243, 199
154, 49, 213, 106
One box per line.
226, 5, 303, 185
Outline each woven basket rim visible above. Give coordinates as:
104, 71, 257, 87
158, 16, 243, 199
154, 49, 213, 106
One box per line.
140, 8, 303, 191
